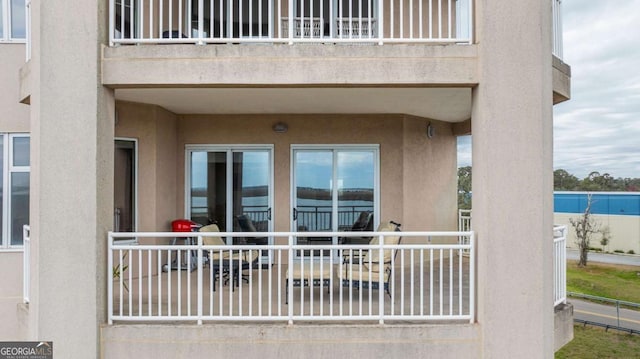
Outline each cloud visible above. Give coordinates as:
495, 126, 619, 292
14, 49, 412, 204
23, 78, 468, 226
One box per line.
553, 0, 640, 179
456, 1, 640, 180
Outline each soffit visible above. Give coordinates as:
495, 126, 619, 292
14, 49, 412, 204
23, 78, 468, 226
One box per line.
115, 87, 471, 122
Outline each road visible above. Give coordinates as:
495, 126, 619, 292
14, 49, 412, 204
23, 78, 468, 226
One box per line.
566, 248, 640, 267
567, 248, 640, 332
572, 298, 640, 332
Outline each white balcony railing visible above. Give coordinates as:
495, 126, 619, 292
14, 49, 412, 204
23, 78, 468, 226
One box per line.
108, 229, 475, 324
457, 210, 569, 307
457, 209, 471, 252
552, 0, 563, 59
553, 225, 567, 306
23, 225, 30, 304
108, 0, 473, 45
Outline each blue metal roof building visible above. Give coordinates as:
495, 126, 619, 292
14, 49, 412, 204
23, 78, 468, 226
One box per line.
554, 192, 640, 216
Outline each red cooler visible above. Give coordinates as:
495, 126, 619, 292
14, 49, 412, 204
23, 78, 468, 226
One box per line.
163, 219, 199, 272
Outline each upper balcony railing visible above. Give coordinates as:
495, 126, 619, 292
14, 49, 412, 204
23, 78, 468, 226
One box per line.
108, 0, 473, 45
552, 0, 563, 59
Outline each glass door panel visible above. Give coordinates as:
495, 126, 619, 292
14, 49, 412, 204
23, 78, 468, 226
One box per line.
337, 151, 374, 244
189, 151, 228, 230
233, 151, 270, 248
188, 147, 273, 261
293, 151, 332, 256
292, 147, 378, 257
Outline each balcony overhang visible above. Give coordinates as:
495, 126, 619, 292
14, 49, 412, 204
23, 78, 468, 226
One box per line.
552, 55, 571, 104
103, 44, 477, 121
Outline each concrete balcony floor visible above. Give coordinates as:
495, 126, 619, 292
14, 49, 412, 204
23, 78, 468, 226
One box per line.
111, 255, 472, 323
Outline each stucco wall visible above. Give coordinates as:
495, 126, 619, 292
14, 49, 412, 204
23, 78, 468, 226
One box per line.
113, 105, 458, 240
0, 43, 30, 341
115, 101, 178, 234
0, 44, 29, 132
173, 113, 457, 236
0, 252, 24, 340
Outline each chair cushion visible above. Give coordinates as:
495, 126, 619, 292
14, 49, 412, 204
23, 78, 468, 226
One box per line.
286, 262, 334, 281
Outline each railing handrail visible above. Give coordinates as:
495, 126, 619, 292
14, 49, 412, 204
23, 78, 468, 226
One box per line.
568, 292, 640, 309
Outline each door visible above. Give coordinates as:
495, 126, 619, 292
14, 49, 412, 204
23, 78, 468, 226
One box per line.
291, 146, 378, 257
114, 139, 137, 242
187, 146, 273, 259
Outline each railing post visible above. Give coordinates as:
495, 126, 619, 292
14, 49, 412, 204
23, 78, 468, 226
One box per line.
22, 225, 30, 304
107, 232, 114, 324
108, 0, 115, 46
197, 234, 203, 324
288, 0, 293, 44
197, 0, 205, 45
288, 234, 294, 324
378, 233, 384, 324
469, 232, 475, 323
616, 300, 620, 328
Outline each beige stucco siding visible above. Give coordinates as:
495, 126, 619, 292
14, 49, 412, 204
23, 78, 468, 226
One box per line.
0, 43, 29, 342
114, 103, 458, 237
0, 44, 29, 132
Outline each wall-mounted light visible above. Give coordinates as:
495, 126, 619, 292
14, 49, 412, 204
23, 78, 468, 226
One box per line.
272, 122, 288, 133
426, 122, 435, 139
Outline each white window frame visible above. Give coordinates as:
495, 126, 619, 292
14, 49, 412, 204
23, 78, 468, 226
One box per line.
0, 0, 27, 42
1, 133, 30, 250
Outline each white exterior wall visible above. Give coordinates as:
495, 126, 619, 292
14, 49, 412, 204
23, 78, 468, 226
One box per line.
555, 213, 640, 254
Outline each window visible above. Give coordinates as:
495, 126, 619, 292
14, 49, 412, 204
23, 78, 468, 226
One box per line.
1, 0, 26, 41
0, 134, 30, 248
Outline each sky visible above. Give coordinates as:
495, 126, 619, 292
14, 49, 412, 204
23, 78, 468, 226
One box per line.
458, 0, 640, 180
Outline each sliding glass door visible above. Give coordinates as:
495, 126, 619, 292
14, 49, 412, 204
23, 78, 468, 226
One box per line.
291, 145, 378, 256
187, 146, 273, 257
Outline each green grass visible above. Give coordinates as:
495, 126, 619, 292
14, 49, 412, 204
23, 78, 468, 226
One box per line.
556, 325, 640, 358
559, 261, 640, 358
566, 260, 640, 303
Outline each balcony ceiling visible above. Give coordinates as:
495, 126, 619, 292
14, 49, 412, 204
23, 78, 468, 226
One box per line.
115, 87, 472, 122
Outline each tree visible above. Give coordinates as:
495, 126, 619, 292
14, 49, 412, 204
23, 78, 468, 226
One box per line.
457, 166, 472, 210
600, 226, 611, 253
554, 169, 579, 190
569, 194, 600, 267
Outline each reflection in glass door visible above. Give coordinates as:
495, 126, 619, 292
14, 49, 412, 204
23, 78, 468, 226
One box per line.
187, 147, 273, 258
292, 146, 378, 257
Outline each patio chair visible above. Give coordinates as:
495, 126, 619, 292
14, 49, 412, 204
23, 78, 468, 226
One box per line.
338, 221, 402, 297
200, 224, 259, 290
339, 211, 373, 244
235, 214, 268, 246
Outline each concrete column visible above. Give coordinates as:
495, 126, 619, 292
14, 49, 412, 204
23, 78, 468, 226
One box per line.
472, 0, 554, 357
29, 0, 113, 357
